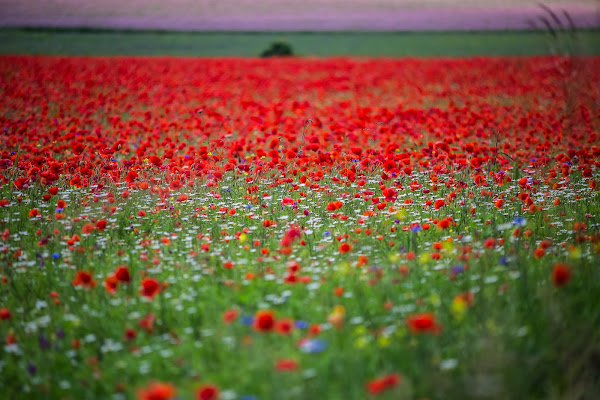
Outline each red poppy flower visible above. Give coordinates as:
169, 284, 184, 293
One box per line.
196, 384, 219, 400
169, 180, 182, 190
367, 378, 386, 395
149, 155, 162, 166
253, 310, 276, 332
275, 358, 299, 371
115, 266, 131, 283
366, 373, 401, 395
13, 177, 29, 190
136, 382, 176, 400
96, 219, 108, 231
0, 308, 11, 320
222, 309, 239, 323
552, 263, 571, 287
339, 243, 352, 253
104, 275, 118, 293
406, 312, 442, 334
139, 313, 156, 333
534, 248, 545, 258
274, 318, 294, 335
438, 219, 450, 229
124, 328, 137, 341
141, 277, 161, 298
72, 270, 97, 289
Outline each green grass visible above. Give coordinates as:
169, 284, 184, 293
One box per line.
1, 28, 600, 57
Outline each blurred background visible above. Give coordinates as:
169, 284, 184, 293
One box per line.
0, 0, 599, 56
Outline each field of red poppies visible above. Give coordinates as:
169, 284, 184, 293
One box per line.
1, 55, 600, 400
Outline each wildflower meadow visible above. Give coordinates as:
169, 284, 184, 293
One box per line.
1, 55, 599, 399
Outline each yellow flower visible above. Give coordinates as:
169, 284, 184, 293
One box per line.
395, 209, 408, 220
333, 305, 345, 315
377, 336, 390, 347
429, 293, 441, 307
388, 253, 399, 262
443, 241, 453, 252
336, 262, 351, 274
354, 336, 369, 348
328, 305, 345, 329
569, 247, 581, 259
451, 297, 467, 321
353, 326, 367, 336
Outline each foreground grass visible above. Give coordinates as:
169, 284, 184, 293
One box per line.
1, 159, 599, 400
1, 28, 600, 56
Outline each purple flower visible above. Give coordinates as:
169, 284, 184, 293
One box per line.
451, 264, 465, 274
27, 363, 36, 375
39, 333, 50, 350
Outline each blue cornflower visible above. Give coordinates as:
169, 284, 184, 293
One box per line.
240, 315, 254, 326
51, 253, 60, 260
513, 216, 527, 226
300, 339, 328, 353
294, 320, 309, 329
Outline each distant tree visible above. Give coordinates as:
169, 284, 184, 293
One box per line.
260, 41, 294, 57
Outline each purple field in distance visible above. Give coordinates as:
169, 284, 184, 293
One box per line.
0, 0, 598, 30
